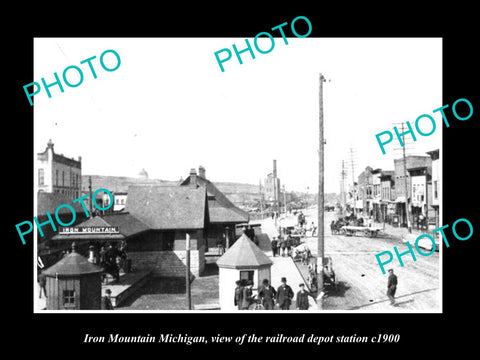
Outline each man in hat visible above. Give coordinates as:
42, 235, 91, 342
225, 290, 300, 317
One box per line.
276, 277, 294, 310
102, 289, 114, 310
271, 237, 278, 257
296, 283, 313, 310
387, 269, 398, 305
234, 280, 243, 310
258, 279, 277, 310
241, 280, 254, 310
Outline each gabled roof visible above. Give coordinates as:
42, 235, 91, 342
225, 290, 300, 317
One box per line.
37, 192, 85, 216
216, 233, 273, 269
43, 244, 103, 277
125, 185, 208, 230
181, 175, 249, 223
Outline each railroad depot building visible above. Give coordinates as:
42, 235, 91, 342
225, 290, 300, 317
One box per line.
180, 167, 249, 250
52, 185, 209, 277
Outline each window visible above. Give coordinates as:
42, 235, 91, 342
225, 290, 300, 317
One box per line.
38, 169, 44, 186
63, 290, 76, 307
62, 171, 65, 186
434, 181, 438, 199
239, 270, 254, 284
56, 170, 59, 186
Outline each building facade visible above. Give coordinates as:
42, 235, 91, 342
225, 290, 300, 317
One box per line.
37, 139, 82, 199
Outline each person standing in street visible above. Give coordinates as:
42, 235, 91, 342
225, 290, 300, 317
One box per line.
387, 269, 398, 305
234, 280, 243, 310
38, 270, 47, 299
258, 279, 277, 310
271, 237, 278, 257
276, 277, 294, 310
241, 280, 254, 310
102, 289, 114, 310
296, 283, 313, 310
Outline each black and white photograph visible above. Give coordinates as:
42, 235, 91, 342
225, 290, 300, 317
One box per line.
32, 37, 442, 313
7, 5, 478, 354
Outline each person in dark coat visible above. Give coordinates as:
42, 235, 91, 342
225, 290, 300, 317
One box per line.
387, 269, 398, 305
258, 279, 277, 310
241, 280, 254, 310
285, 234, 292, 256
101, 289, 114, 310
296, 283, 312, 310
271, 237, 278, 257
38, 270, 47, 299
280, 238, 287, 257
276, 277, 294, 310
234, 280, 243, 310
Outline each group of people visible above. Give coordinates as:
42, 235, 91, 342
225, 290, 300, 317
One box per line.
234, 277, 315, 310
270, 235, 293, 257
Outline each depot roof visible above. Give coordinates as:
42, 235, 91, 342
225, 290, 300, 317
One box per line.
126, 185, 208, 230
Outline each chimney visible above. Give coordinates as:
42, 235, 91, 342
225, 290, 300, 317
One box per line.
273, 159, 277, 178
198, 165, 206, 179
189, 168, 198, 187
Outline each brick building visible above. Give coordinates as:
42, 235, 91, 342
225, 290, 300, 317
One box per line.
37, 139, 82, 199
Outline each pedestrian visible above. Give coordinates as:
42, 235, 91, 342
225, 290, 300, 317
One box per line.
280, 237, 286, 257
234, 280, 243, 310
258, 279, 277, 310
296, 283, 311, 310
241, 280, 254, 310
276, 277, 294, 310
271, 237, 278, 257
286, 234, 292, 256
38, 270, 47, 299
311, 222, 317, 236
387, 269, 398, 305
102, 289, 114, 310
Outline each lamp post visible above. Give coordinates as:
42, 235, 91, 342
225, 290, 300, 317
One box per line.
186, 233, 192, 310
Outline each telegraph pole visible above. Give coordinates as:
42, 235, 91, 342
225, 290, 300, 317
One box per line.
393, 122, 413, 233
317, 73, 326, 309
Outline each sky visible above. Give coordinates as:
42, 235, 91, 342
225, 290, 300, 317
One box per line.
34, 37, 442, 193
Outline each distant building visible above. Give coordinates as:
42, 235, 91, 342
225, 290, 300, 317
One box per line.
113, 192, 128, 212
426, 149, 440, 229
379, 170, 395, 223
37, 139, 82, 198
394, 155, 432, 228
264, 159, 281, 208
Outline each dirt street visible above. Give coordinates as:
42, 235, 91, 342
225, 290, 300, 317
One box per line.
263, 207, 441, 312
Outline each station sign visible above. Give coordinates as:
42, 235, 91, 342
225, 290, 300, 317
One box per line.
59, 226, 120, 234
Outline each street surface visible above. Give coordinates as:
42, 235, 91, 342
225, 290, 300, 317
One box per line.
258, 206, 441, 312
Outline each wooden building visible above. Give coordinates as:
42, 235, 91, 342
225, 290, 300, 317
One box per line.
216, 233, 273, 311
125, 185, 208, 277
51, 184, 209, 277
180, 167, 249, 250
42, 242, 103, 310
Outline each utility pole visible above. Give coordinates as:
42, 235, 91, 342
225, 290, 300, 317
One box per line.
88, 176, 93, 216
317, 73, 326, 309
340, 160, 347, 216
348, 148, 357, 216
393, 122, 413, 233
185, 233, 192, 310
